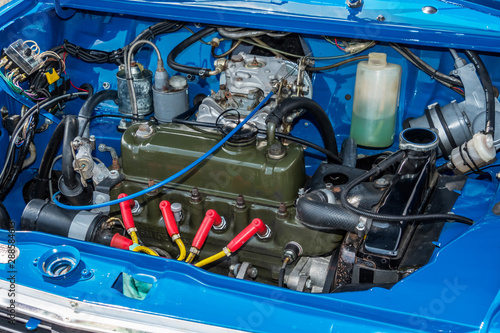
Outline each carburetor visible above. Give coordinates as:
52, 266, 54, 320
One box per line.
197, 52, 313, 129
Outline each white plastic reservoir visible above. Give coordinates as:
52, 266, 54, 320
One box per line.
350, 52, 402, 148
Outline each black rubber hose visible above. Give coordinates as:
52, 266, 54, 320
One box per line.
62, 116, 79, 190
78, 90, 118, 137
296, 193, 360, 232
167, 27, 216, 77
266, 97, 340, 163
339, 150, 475, 225
30, 117, 67, 200
0, 201, 10, 229
464, 50, 495, 136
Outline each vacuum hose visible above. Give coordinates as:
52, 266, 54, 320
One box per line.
266, 97, 340, 163
78, 90, 118, 138
167, 27, 216, 77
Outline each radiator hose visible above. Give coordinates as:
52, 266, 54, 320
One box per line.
296, 190, 360, 232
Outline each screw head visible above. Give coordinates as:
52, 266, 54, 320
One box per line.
95, 194, 106, 204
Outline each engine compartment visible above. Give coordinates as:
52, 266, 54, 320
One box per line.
1, 3, 500, 323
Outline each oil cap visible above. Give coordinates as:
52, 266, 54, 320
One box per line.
221, 121, 258, 148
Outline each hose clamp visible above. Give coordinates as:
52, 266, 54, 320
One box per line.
190, 247, 200, 255
356, 216, 368, 238
222, 247, 232, 257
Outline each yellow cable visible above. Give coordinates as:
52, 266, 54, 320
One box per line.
195, 250, 228, 268
132, 246, 159, 256
185, 252, 195, 263
129, 231, 139, 244
175, 238, 187, 261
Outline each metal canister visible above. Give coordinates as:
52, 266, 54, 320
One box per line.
153, 75, 189, 123
116, 64, 153, 116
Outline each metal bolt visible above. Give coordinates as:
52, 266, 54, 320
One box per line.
109, 170, 119, 180
95, 194, 106, 204
136, 124, 154, 139
257, 225, 272, 240
377, 14, 386, 22
268, 143, 285, 160
247, 267, 258, 279
374, 177, 390, 189
422, 6, 438, 14
147, 179, 158, 195
325, 183, 334, 191
278, 202, 288, 218
298, 188, 305, 197
236, 195, 246, 209
131, 200, 143, 215
303, 122, 310, 127
191, 187, 201, 203
70, 301, 78, 308
102, 82, 110, 90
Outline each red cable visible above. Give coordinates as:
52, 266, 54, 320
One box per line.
118, 193, 136, 231
192, 210, 222, 250
227, 219, 267, 253
69, 80, 89, 92
335, 38, 346, 52
159, 200, 180, 237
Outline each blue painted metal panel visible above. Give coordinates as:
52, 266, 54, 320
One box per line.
0, 1, 499, 332
55, 0, 500, 53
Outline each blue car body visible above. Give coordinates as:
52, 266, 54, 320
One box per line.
1, 0, 500, 332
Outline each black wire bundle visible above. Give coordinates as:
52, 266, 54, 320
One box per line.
390, 43, 464, 94
0, 113, 39, 200
0, 92, 88, 194
62, 20, 183, 65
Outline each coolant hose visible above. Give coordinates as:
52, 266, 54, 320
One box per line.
62, 115, 79, 190
167, 27, 216, 77
266, 97, 340, 163
78, 90, 118, 138
464, 50, 495, 136
296, 193, 360, 232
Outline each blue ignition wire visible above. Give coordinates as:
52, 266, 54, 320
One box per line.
52, 90, 275, 211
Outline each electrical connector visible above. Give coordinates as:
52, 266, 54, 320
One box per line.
45, 68, 60, 85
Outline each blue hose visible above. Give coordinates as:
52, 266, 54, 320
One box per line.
52, 91, 275, 211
